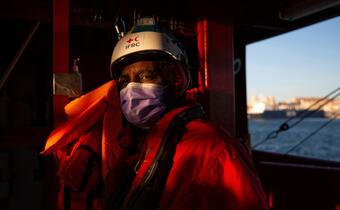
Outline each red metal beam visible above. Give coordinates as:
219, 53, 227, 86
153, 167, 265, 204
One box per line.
197, 19, 235, 136
53, 0, 69, 126
41, 0, 69, 209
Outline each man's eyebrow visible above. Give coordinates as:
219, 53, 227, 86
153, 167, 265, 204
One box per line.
121, 64, 159, 75
139, 69, 156, 73
137, 68, 160, 76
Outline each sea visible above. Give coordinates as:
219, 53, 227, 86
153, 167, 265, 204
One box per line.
249, 118, 340, 162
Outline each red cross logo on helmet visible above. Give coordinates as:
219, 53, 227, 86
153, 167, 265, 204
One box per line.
126, 36, 139, 44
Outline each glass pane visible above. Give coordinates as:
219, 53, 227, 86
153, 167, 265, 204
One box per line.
246, 16, 340, 162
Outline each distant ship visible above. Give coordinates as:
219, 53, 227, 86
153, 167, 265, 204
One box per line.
248, 109, 326, 119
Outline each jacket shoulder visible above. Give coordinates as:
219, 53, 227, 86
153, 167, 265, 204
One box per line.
180, 118, 255, 175
183, 119, 237, 146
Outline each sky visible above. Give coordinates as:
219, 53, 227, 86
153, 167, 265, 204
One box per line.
246, 16, 340, 103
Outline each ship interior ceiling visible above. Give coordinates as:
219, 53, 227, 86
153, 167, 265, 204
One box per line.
1, 0, 340, 210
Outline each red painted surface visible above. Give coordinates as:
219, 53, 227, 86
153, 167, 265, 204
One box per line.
196, 19, 235, 135
268, 191, 274, 209
196, 20, 209, 115
41, 1, 69, 210
53, 0, 69, 127
196, 19, 208, 91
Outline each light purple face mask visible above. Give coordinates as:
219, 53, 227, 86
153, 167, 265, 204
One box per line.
120, 82, 167, 128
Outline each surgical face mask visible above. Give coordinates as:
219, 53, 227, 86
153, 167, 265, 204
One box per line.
120, 82, 167, 128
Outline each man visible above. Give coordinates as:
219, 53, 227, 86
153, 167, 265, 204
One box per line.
42, 17, 268, 210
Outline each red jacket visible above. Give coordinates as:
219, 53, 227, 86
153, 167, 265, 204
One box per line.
121, 105, 269, 210
165, 120, 267, 210
42, 81, 268, 210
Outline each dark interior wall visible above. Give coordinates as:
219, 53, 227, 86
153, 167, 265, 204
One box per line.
0, 19, 53, 210
0, 19, 52, 129
69, 26, 114, 92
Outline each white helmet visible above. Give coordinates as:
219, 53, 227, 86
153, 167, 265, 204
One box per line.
109, 17, 190, 81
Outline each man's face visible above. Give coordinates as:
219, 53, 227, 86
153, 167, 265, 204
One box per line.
118, 59, 188, 101
118, 61, 164, 89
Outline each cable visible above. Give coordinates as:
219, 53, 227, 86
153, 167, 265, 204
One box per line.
0, 21, 41, 91
252, 86, 340, 149
287, 92, 340, 128
284, 112, 339, 155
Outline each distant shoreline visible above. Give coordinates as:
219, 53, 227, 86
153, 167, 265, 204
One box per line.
248, 109, 328, 119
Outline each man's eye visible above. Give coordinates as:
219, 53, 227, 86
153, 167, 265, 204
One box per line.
118, 78, 129, 88
140, 73, 154, 81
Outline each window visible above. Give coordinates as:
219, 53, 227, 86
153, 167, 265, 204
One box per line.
246, 16, 340, 162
